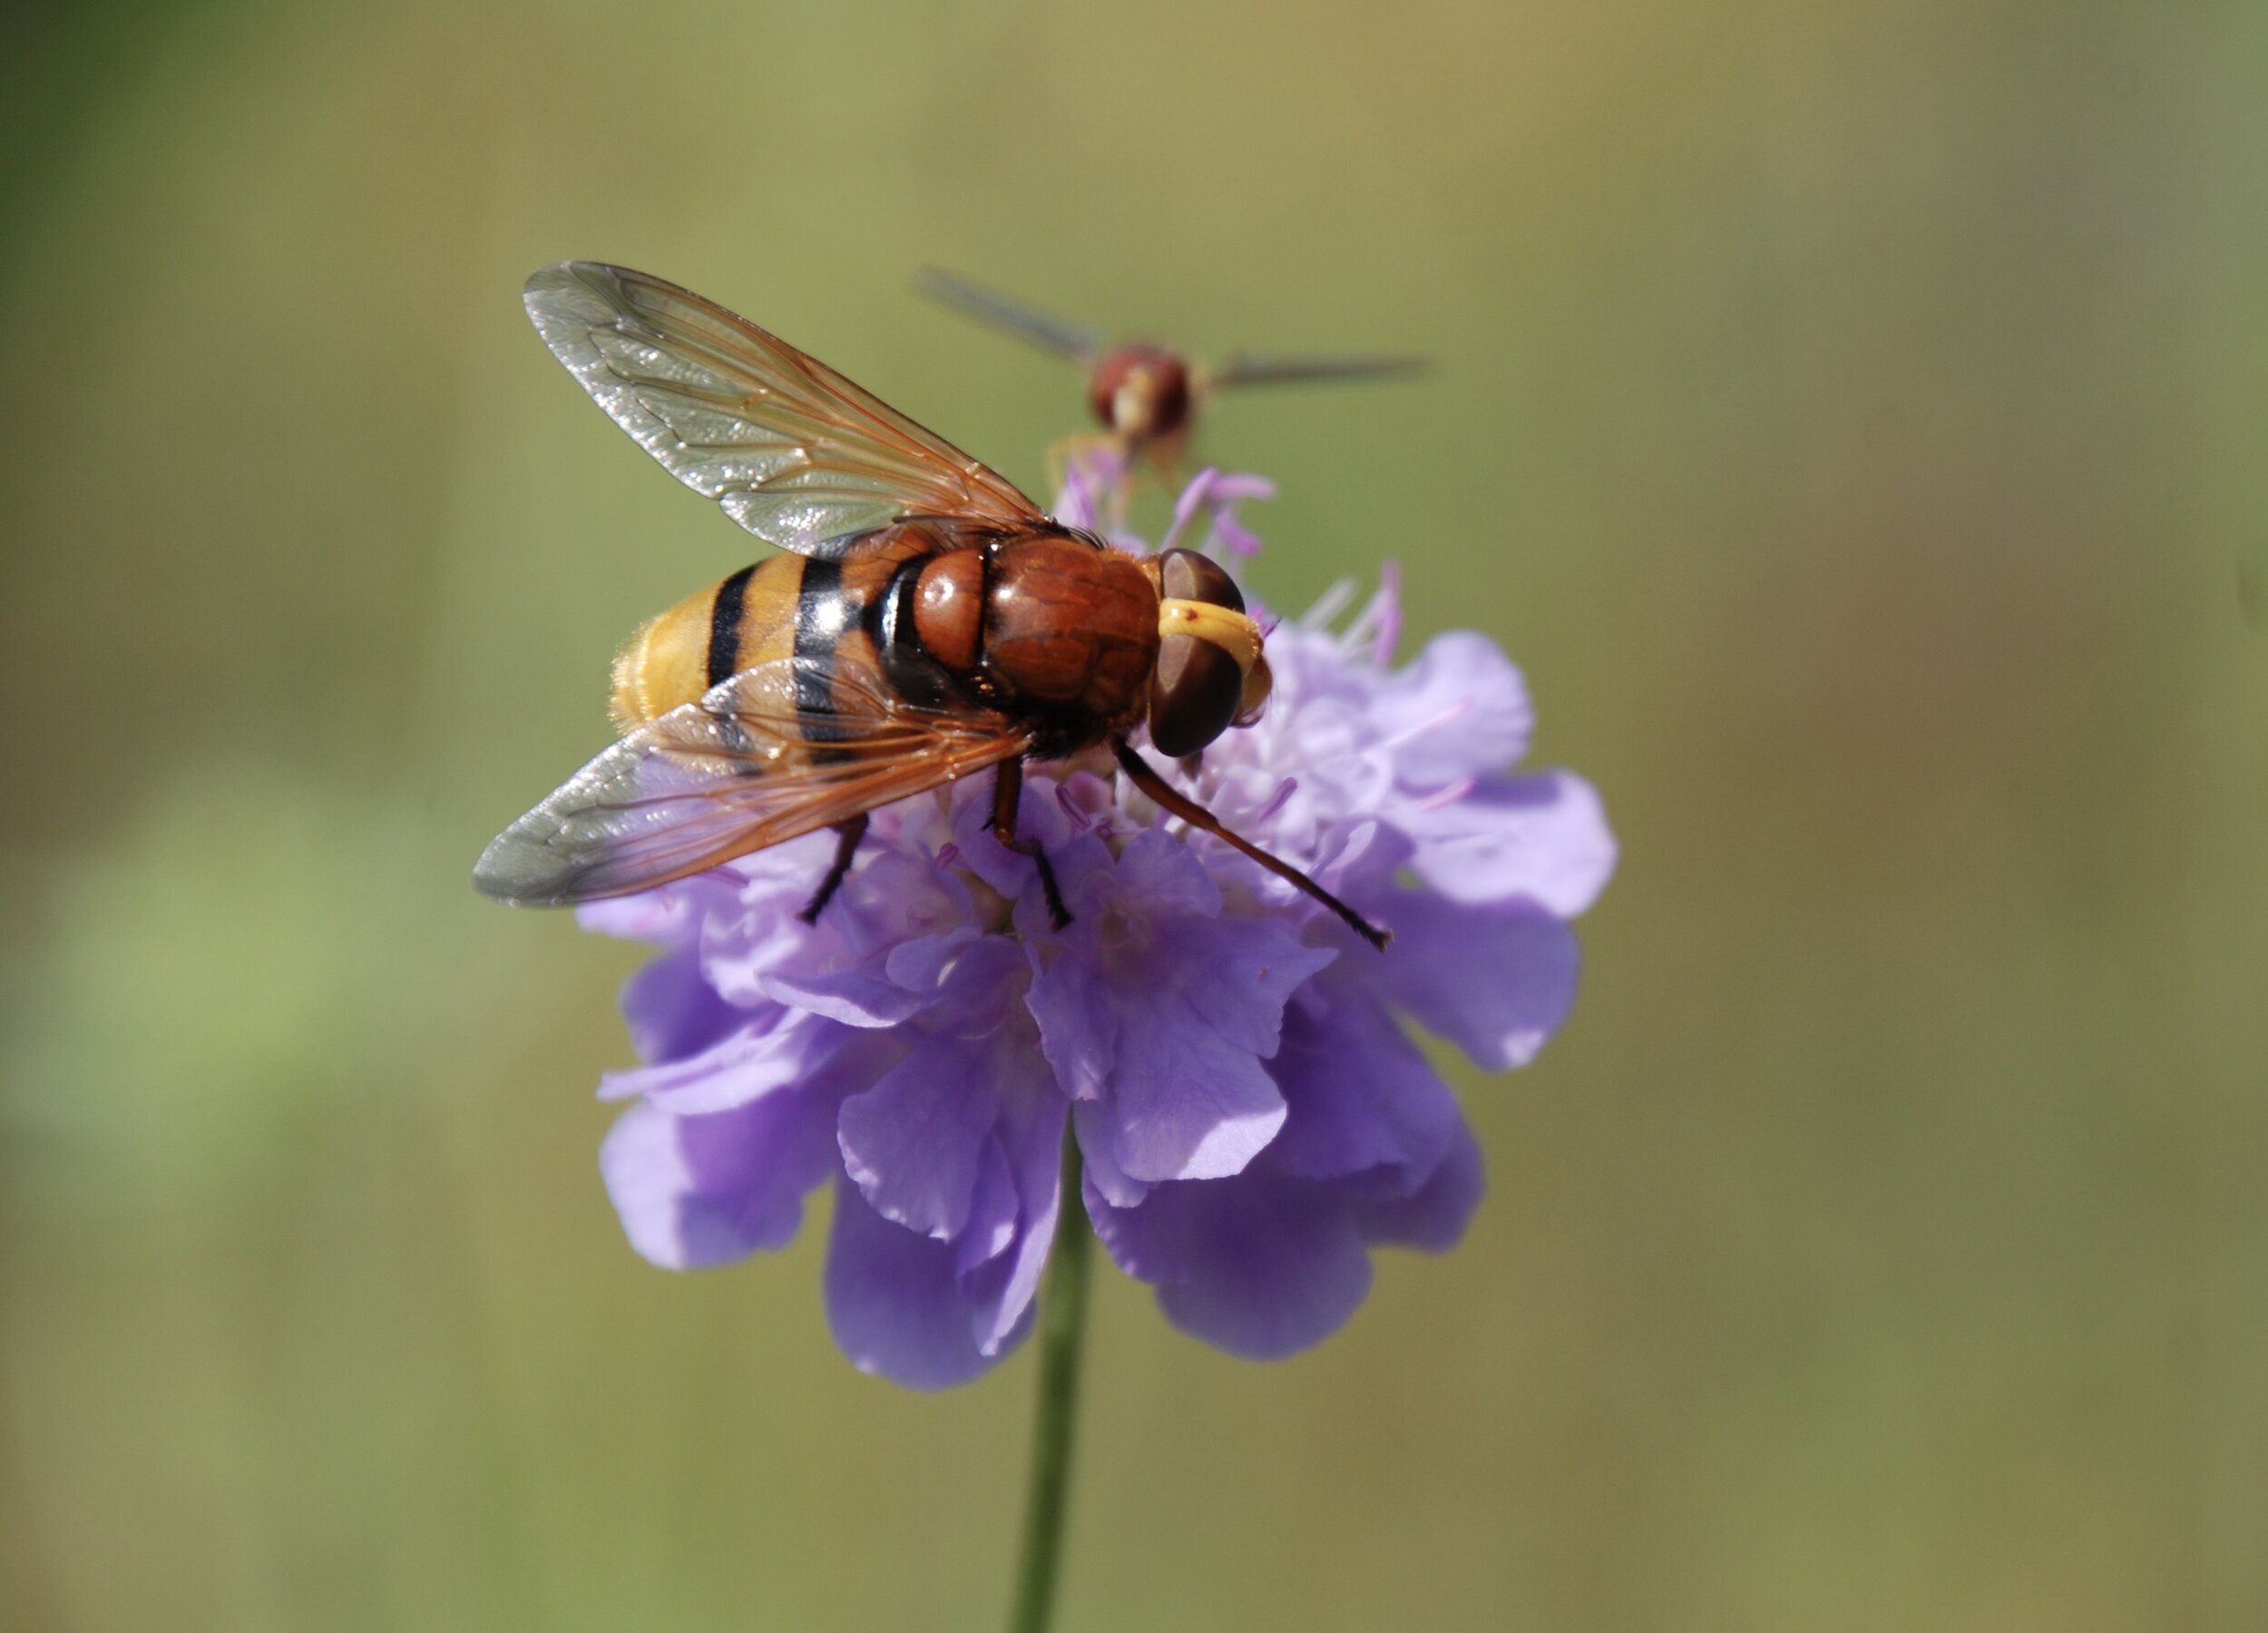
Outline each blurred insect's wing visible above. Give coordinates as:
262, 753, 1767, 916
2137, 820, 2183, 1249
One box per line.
524, 263, 1045, 558
913, 268, 1099, 362
1206, 352, 1428, 389
474, 658, 1034, 905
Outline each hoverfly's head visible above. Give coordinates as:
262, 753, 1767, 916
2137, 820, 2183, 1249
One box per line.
1147, 548, 1272, 757
1090, 345, 1194, 441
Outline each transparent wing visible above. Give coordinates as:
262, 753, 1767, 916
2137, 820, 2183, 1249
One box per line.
913, 267, 1098, 361
474, 658, 1033, 905
524, 262, 1045, 558
1207, 352, 1428, 389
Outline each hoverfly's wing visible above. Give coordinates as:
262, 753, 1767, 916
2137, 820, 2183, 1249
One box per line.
1207, 351, 1428, 389
913, 268, 1098, 362
474, 658, 1033, 905
524, 263, 1045, 559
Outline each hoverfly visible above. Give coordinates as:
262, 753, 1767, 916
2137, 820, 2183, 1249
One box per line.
474, 263, 1387, 949
914, 267, 1423, 474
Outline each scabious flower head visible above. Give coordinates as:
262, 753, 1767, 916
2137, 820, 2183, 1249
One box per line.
584, 458, 1616, 1387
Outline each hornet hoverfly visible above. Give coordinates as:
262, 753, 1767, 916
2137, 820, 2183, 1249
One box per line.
474, 263, 1387, 950
914, 266, 1423, 476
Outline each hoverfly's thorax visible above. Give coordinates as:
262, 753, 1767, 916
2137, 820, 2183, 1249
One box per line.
909, 549, 985, 673
982, 535, 1158, 724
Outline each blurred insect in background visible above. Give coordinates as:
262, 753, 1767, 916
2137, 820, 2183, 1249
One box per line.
474, 263, 1389, 949
914, 266, 1423, 484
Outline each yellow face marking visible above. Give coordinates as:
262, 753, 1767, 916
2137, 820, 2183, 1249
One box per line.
1114, 366, 1159, 435
1158, 597, 1263, 680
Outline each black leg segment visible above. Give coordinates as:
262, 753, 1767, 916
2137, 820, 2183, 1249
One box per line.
991, 759, 1070, 930
798, 813, 870, 924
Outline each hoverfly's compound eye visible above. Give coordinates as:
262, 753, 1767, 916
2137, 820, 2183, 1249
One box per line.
1234, 650, 1273, 728
1149, 548, 1263, 757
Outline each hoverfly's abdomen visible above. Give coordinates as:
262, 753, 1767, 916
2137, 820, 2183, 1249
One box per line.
610, 545, 889, 729
983, 536, 1158, 724
610, 557, 790, 730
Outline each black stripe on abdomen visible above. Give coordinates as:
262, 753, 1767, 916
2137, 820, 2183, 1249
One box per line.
793, 557, 853, 747
872, 553, 952, 709
705, 563, 758, 689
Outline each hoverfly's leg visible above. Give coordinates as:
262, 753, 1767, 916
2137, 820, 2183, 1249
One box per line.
1142, 426, 1189, 491
1111, 739, 1390, 952
988, 759, 1071, 930
797, 813, 870, 924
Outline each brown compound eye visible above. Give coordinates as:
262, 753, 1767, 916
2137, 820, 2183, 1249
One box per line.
1149, 549, 1252, 757
1234, 651, 1273, 728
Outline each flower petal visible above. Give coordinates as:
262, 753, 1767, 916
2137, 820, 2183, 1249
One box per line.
1376, 631, 1534, 787
601, 1088, 841, 1269
738, 847, 981, 1026
618, 941, 742, 1065
1402, 770, 1618, 915
1085, 1170, 1374, 1361
1354, 1120, 1485, 1252
1026, 944, 1118, 1101
963, 1097, 1067, 1357
823, 1181, 1014, 1390
953, 1135, 1021, 1279
1264, 978, 1462, 1185
1376, 892, 1581, 1070
600, 1008, 836, 1115
836, 1048, 1000, 1240
1175, 914, 1337, 1060
836, 937, 1035, 1237
1109, 828, 1225, 919
1109, 1018, 1286, 1182
1072, 1100, 1149, 1207
575, 869, 739, 945
759, 953, 945, 1028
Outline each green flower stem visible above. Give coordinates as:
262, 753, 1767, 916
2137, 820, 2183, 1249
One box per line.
1008, 1131, 1092, 1633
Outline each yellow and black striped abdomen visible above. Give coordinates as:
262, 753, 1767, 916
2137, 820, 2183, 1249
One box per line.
608, 530, 943, 732
609, 554, 799, 730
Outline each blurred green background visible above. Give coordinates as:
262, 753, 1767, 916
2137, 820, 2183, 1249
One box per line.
4, 0, 2263, 1628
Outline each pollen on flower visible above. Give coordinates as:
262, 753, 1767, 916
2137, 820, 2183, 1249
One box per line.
582, 459, 1615, 1386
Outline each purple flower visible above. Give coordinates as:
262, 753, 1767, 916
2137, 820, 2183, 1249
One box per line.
1158, 465, 1275, 560
582, 469, 1615, 1387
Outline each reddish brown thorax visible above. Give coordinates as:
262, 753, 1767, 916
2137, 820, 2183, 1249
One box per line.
913, 535, 1158, 728
1087, 346, 1194, 441
909, 547, 985, 673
